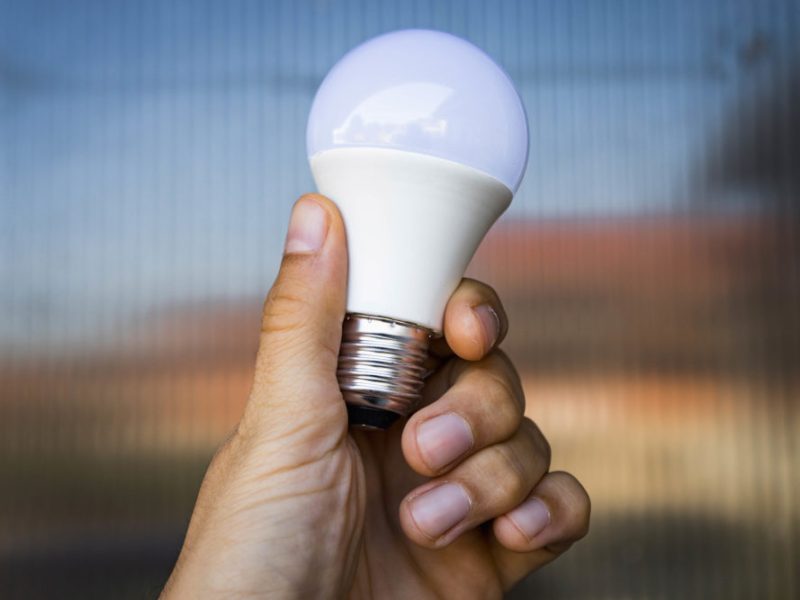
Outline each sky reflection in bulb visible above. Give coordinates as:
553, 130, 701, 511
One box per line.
332, 82, 452, 149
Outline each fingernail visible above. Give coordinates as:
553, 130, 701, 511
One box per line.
417, 413, 474, 470
409, 483, 471, 539
507, 496, 551, 541
474, 304, 500, 349
284, 200, 328, 254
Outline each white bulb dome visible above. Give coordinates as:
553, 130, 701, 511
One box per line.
307, 29, 529, 192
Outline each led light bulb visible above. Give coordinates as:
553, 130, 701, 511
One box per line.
307, 29, 529, 428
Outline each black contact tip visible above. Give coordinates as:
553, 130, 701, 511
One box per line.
347, 405, 401, 430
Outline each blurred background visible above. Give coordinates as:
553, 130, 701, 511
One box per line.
1, 0, 798, 598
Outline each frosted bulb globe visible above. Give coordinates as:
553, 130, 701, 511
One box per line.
306, 29, 529, 428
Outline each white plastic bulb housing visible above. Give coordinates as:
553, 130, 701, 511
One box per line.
306, 29, 529, 427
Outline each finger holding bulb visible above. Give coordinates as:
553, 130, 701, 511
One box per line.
402, 351, 525, 477
397, 278, 590, 556
403, 280, 520, 482
399, 340, 549, 548
398, 351, 589, 558
400, 417, 550, 548
428, 278, 510, 362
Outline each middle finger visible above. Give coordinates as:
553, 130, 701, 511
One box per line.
403, 350, 526, 477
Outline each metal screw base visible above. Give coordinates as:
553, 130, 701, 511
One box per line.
338, 313, 432, 429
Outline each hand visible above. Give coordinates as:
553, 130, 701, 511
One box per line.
162, 195, 590, 599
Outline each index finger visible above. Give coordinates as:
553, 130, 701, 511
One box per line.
431, 278, 509, 362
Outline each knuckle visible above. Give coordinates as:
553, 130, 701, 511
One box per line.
261, 270, 313, 335
484, 380, 524, 432
522, 418, 552, 467
462, 277, 502, 309
570, 501, 591, 541
482, 366, 522, 415
572, 488, 592, 540
484, 352, 525, 409
204, 435, 235, 481
488, 347, 513, 367
544, 541, 574, 556
489, 396, 522, 440
553, 471, 592, 540
500, 353, 525, 400
489, 444, 530, 501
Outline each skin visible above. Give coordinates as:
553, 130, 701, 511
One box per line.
162, 195, 590, 599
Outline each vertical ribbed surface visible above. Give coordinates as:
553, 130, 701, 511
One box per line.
1, 1, 798, 598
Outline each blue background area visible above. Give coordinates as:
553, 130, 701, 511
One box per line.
2, 0, 797, 351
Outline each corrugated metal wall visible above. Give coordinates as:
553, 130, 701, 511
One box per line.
1, 1, 798, 597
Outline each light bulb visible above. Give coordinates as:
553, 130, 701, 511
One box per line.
307, 29, 529, 428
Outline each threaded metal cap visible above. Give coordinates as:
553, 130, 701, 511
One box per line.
338, 313, 432, 429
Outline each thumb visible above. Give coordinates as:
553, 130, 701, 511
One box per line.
242, 194, 349, 439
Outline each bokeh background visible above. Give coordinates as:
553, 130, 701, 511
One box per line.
1, 0, 798, 598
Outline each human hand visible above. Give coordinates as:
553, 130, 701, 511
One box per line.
162, 195, 590, 599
